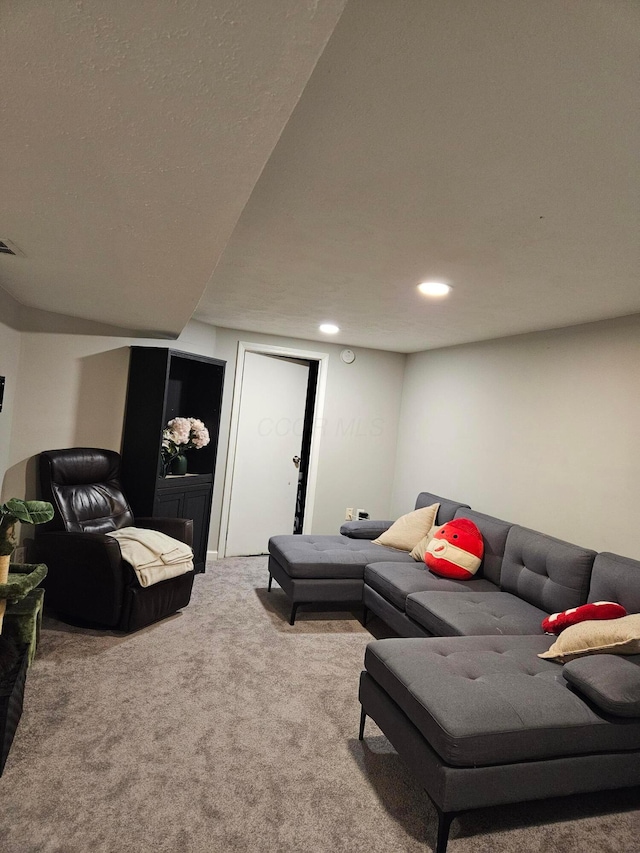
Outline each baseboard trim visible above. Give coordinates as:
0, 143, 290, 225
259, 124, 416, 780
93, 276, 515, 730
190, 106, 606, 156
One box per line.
206, 550, 218, 561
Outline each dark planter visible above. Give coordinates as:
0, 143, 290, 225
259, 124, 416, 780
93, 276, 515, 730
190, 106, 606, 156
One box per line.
0, 642, 29, 776
170, 454, 188, 475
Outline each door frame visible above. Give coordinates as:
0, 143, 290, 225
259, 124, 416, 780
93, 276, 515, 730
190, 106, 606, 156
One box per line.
217, 341, 329, 558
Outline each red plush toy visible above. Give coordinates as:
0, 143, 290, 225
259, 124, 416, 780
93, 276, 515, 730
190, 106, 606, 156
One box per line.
425, 518, 484, 580
541, 601, 627, 634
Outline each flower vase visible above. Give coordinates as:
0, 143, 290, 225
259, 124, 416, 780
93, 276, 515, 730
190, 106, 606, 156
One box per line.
171, 454, 188, 476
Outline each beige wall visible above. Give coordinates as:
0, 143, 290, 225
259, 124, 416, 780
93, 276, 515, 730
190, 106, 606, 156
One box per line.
7, 309, 640, 560
212, 328, 406, 546
392, 315, 640, 557
0, 318, 405, 551
1, 320, 217, 506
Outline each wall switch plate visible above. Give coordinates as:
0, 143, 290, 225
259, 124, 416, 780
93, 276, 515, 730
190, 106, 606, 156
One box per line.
345, 507, 354, 521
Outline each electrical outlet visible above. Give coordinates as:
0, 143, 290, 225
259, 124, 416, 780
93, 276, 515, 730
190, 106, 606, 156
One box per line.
345, 507, 354, 521
356, 509, 369, 520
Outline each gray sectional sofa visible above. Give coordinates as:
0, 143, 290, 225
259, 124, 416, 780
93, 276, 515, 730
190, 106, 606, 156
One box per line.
268, 492, 640, 852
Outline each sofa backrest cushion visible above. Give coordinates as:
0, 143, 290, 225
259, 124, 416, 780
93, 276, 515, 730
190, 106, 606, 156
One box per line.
501, 526, 596, 614
588, 552, 640, 614
414, 492, 470, 525
453, 508, 513, 586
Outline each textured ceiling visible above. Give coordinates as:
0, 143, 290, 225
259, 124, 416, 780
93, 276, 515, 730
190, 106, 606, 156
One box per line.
0, 0, 346, 336
1, 0, 639, 352
196, 0, 640, 351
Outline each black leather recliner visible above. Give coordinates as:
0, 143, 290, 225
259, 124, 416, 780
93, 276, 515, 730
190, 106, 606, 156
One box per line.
35, 448, 195, 632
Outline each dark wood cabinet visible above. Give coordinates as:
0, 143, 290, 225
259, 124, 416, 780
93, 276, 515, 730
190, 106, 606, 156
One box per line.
120, 347, 226, 573
154, 477, 212, 569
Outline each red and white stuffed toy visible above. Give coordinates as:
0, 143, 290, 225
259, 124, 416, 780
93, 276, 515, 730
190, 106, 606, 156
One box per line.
425, 518, 484, 580
541, 601, 627, 634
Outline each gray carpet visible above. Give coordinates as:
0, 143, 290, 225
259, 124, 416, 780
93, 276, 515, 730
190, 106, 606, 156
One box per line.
1, 556, 639, 852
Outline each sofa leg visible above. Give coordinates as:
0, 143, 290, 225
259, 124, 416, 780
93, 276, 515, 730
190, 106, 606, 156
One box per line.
289, 602, 299, 625
434, 806, 457, 853
267, 573, 273, 592
358, 706, 366, 740
361, 604, 368, 627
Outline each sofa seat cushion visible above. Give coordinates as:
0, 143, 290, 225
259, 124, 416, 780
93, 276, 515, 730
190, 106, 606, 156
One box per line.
268, 535, 413, 580
364, 636, 640, 768
364, 562, 499, 611
405, 591, 548, 636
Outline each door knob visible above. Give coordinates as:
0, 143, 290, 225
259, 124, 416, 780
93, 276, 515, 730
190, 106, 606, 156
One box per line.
292, 455, 301, 469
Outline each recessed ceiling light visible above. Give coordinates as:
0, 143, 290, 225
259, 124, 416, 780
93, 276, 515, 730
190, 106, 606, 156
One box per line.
319, 323, 340, 335
418, 281, 451, 297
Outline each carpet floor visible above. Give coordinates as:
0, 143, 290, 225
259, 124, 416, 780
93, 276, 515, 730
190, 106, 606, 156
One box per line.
1, 556, 638, 852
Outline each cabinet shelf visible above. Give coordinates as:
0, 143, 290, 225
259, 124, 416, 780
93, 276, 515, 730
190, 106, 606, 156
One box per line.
157, 473, 212, 485
161, 474, 207, 479
121, 347, 225, 573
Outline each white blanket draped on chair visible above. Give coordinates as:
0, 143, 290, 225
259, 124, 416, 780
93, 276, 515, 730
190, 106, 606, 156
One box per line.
106, 527, 194, 587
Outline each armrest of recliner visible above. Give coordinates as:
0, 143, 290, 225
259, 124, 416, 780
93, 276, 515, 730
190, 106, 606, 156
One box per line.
34, 531, 123, 571
339, 519, 395, 539
34, 531, 124, 627
135, 517, 194, 548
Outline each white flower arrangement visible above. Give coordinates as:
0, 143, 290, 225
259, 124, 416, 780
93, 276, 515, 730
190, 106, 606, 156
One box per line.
161, 417, 210, 472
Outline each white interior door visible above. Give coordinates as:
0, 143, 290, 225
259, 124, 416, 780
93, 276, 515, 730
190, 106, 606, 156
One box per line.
225, 351, 309, 556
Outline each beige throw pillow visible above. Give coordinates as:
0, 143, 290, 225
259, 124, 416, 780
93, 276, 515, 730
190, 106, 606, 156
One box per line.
373, 504, 439, 552
538, 613, 640, 663
410, 524, 443, 562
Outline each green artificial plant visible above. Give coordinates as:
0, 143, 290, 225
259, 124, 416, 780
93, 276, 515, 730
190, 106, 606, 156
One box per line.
0, 500, 54, 636
0, 499, 54, 557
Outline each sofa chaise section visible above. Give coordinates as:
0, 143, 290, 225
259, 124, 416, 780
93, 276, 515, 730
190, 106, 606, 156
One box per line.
359, 636, 640, 853
267, 491, 469, 624
268, 535, 412, 625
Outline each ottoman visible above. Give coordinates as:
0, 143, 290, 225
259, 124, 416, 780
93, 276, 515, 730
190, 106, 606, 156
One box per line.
268, 535, 413, 624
